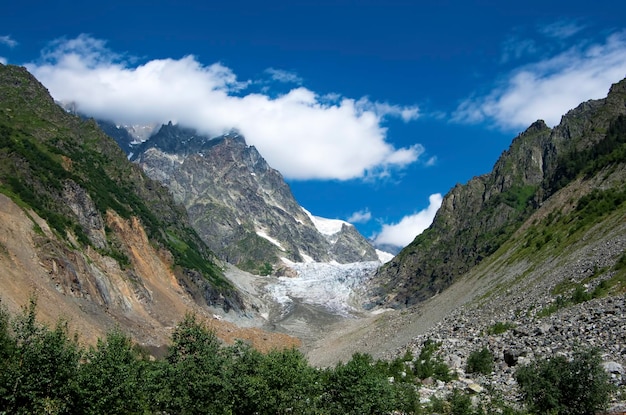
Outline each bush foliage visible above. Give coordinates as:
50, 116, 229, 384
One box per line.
0, 300, 424, 414
0, 299, 616, 414
515, 348, 614, 415
466, 347, 494, 375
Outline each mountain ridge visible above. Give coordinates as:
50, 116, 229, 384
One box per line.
371, 77, 626, 308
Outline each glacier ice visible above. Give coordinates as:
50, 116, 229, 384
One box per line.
267, 261, 380, 317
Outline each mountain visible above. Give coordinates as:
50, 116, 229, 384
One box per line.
307, 81, 626, 395
128, 123, 380, 275
0, 64, 300, 351
371, 78, 626, 308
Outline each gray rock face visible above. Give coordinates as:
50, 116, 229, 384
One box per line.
374, 77, 626, 308
62, 180, 107, 250
131, 125, 378, 272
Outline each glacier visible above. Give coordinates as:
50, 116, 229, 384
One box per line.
267, 260, 381, 317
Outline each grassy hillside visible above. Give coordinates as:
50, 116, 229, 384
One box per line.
375, 79, 626, 308
0, 64, 240, 310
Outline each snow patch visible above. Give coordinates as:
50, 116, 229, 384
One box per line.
280, 256, 295, 266
302, 207, 350, 236
370, 308, 393, 315
376, 249, 395, 264
256, 230, 285, 250
301, 253, 315, 263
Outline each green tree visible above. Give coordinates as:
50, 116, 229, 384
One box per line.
258, 347, 321, 414
466, 347, 494, 375
413, 339, 453, 381
516, 348, 614, 415
224, 340, 322, 414
0, 298, 80, 414
158, 313, 230, 414
322, 352, 395, 415
223, 341, 268, 414
0, 300, 16, 404
76, 329, 147, 414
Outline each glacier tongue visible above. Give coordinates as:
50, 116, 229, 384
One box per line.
267, 261, 380, 317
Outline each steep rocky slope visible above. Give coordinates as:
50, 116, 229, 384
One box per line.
308, 162, 626, 412
305, 81, 626, 411
373, 78, 626, 308
130, 123, 379, 274
0, 64, 297, 350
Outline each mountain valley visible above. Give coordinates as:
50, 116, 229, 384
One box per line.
1, 62, 625, 411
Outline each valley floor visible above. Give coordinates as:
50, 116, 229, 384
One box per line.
219, 213, 626, 410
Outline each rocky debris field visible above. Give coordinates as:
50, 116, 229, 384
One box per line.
385, 228, 626, 411
223, 208, 626, 412
399, 294, 626, 410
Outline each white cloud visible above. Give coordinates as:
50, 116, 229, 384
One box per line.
539, 20, 585, 40
0, 35, 17, 48
454, 30, 626, 130
425, 156, 437, 167
27, 35, 423, 181
0, 57, 6, 65
373, 193, 442, 248
500, 37, 537, 63
265, 67, 302, 84
347, 209, 372, 224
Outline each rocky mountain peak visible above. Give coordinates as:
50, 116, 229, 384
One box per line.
129, 123, 380, 274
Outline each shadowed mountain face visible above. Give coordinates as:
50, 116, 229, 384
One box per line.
373, 78, 626, 308
129, 123, 379, 275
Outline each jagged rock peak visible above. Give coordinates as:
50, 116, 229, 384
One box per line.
132, 123, 256, 161
523, 119, 549, 134
223, 129, 247, 144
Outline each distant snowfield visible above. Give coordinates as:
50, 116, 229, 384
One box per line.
301, 207, 349, 235
267, 261, 381, 317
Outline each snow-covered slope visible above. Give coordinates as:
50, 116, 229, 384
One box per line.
302, 207, 349, 236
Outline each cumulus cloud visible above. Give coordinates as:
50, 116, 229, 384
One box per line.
373, 193, 442, 248
347, 209, 372, 224
26, 34, 423, 181
0, 35, 17, 48
454, 30, 626, 130
0, 57, 6, 65
265, 67, 302, 84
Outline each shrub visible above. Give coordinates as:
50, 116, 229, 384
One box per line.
76, 329, 148, 415
466, 347, 494, 375
413, 339, 453, 381
0, 298, 81, 414
515, 348, 614, 415
322, 352, 395, 415
571, 284, 592, 304
487, 321, 516, 335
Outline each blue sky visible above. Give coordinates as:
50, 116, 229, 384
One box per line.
1, 1, 625, 248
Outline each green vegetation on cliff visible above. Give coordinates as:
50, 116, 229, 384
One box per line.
0, 64, 238, 308
377, 79, 626, 308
